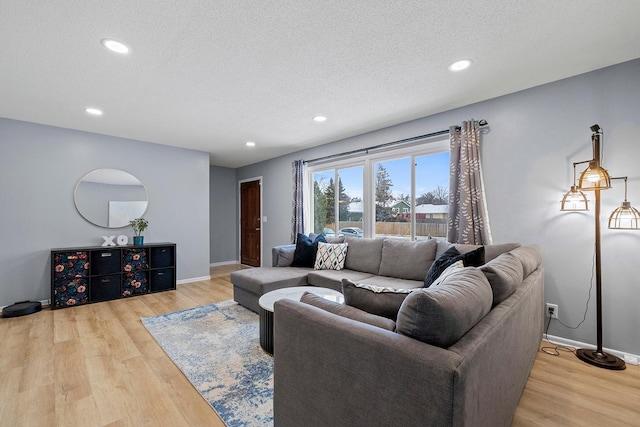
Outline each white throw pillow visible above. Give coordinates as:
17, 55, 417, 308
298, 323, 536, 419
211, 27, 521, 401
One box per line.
430, 260, 464, 287
314, 242, 349, 270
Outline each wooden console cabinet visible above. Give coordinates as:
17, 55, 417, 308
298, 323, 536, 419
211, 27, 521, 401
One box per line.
51, 243, 176, 309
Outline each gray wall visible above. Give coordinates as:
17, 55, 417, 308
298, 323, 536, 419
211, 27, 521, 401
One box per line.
0, 118, 210, 306
210, 165, 238, 264
237, 59, 640, 355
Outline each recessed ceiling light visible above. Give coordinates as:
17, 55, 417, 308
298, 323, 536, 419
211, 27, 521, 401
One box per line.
85, 107, 103, 116
313, 115, 327, 122
448, 59, 472, 72
101, 38, 130, 54
246, 141, 256, 147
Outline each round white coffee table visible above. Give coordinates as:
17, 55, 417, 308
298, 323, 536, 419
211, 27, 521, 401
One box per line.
258, 286, 344, 355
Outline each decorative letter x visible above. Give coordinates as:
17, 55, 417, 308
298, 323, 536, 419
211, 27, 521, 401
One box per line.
102, 235, 116, 247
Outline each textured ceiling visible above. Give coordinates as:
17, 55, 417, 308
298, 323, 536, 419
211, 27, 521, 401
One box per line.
1, 1, 639, 167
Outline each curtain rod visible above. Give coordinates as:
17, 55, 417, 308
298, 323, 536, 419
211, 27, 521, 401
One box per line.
303, 119, 488, 165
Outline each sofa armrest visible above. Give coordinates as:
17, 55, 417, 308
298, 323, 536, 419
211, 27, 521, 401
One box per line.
272, 244, 296, 267
273, 299, 462, 427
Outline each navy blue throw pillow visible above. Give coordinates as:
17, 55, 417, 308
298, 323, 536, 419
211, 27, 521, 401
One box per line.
424, 246, 461, 287
460, 246, 485, 267
291, 233, 327, 268
424, 246, 486, 287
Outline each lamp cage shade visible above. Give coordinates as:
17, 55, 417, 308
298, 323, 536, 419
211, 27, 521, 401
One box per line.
561, 186, 589, 211
608, 201, 640, 229
578, 162, 611, 191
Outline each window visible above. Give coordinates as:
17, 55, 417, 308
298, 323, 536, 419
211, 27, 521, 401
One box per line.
338, 166, 363, 235
415, 151, 450, 239
374, 157, 410, 237
311, 165, 363, 237
311, 170, 335, 235
307, 139, 449, 240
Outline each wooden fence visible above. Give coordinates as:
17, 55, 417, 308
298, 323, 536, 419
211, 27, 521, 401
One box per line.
326, 219, 447, 238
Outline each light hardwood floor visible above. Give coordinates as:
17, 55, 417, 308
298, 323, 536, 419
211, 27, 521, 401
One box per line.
1, 265, 638, 426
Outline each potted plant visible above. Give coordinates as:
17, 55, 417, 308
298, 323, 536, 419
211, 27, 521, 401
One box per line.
129, 217, 148, 245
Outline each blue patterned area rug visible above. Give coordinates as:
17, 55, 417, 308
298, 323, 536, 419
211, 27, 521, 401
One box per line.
141, 300, 273, 426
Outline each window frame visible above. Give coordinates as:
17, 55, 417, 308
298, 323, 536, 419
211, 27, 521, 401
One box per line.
305, 138, 449, 240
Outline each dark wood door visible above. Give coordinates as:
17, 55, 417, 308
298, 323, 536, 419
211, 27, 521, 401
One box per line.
240, 180, 261, 267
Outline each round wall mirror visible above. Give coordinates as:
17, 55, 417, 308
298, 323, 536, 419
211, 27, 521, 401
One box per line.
74, 169, 148, 228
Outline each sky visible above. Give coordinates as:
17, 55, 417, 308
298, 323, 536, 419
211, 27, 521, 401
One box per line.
313, 151, 450, 203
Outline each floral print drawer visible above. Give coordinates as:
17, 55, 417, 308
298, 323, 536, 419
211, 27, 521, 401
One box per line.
54, 251, 89, 279
123, 248, 149, 272
122, 271, 149, 297
53, 277, 89, 308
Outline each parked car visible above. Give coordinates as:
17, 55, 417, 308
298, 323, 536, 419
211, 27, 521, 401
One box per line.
339, 227, 363, 238
323, 228, 335, 237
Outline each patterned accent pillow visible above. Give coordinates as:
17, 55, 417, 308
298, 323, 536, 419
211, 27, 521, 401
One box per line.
314, 242, 349, 270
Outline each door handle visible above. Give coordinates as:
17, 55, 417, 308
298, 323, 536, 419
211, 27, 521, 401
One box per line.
256, 228, 261, 231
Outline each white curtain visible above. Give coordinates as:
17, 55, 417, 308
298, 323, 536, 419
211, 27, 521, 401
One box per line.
448, 121, 492, 244
291, 160, 305, 243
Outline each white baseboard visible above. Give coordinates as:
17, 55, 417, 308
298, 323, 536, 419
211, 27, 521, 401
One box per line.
210, 260, 239, 267
544, 334, 640, 365
177, 276, 211, 285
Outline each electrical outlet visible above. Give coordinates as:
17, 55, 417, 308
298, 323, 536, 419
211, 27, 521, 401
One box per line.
546, 303, 558, 319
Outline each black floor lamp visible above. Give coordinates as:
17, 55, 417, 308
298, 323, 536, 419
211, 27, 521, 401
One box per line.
560, 124, 640, 370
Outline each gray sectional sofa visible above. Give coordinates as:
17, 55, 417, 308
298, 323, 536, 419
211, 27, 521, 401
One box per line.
231, 236, 523, 312
230, 236, 544, 426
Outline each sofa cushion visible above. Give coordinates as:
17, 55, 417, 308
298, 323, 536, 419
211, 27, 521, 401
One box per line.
378, 238, 438, 281
480, 252, 524, 305
291, 233, 327, 268
342, 279, 413, 320
314, 242, 348, 271
300, 291, 396, 331
311, 233, 346, 244
510, 245, 542, 277
276, 246, 296, 267
344, 237, 384, 274
230, 267, 310, 295
396, 267, 493, 348
326, 236, 346, 244
435, 240, 455, 259
456, 242, 521, 263
307, 269, 375, 292
437, 241, 521, 263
